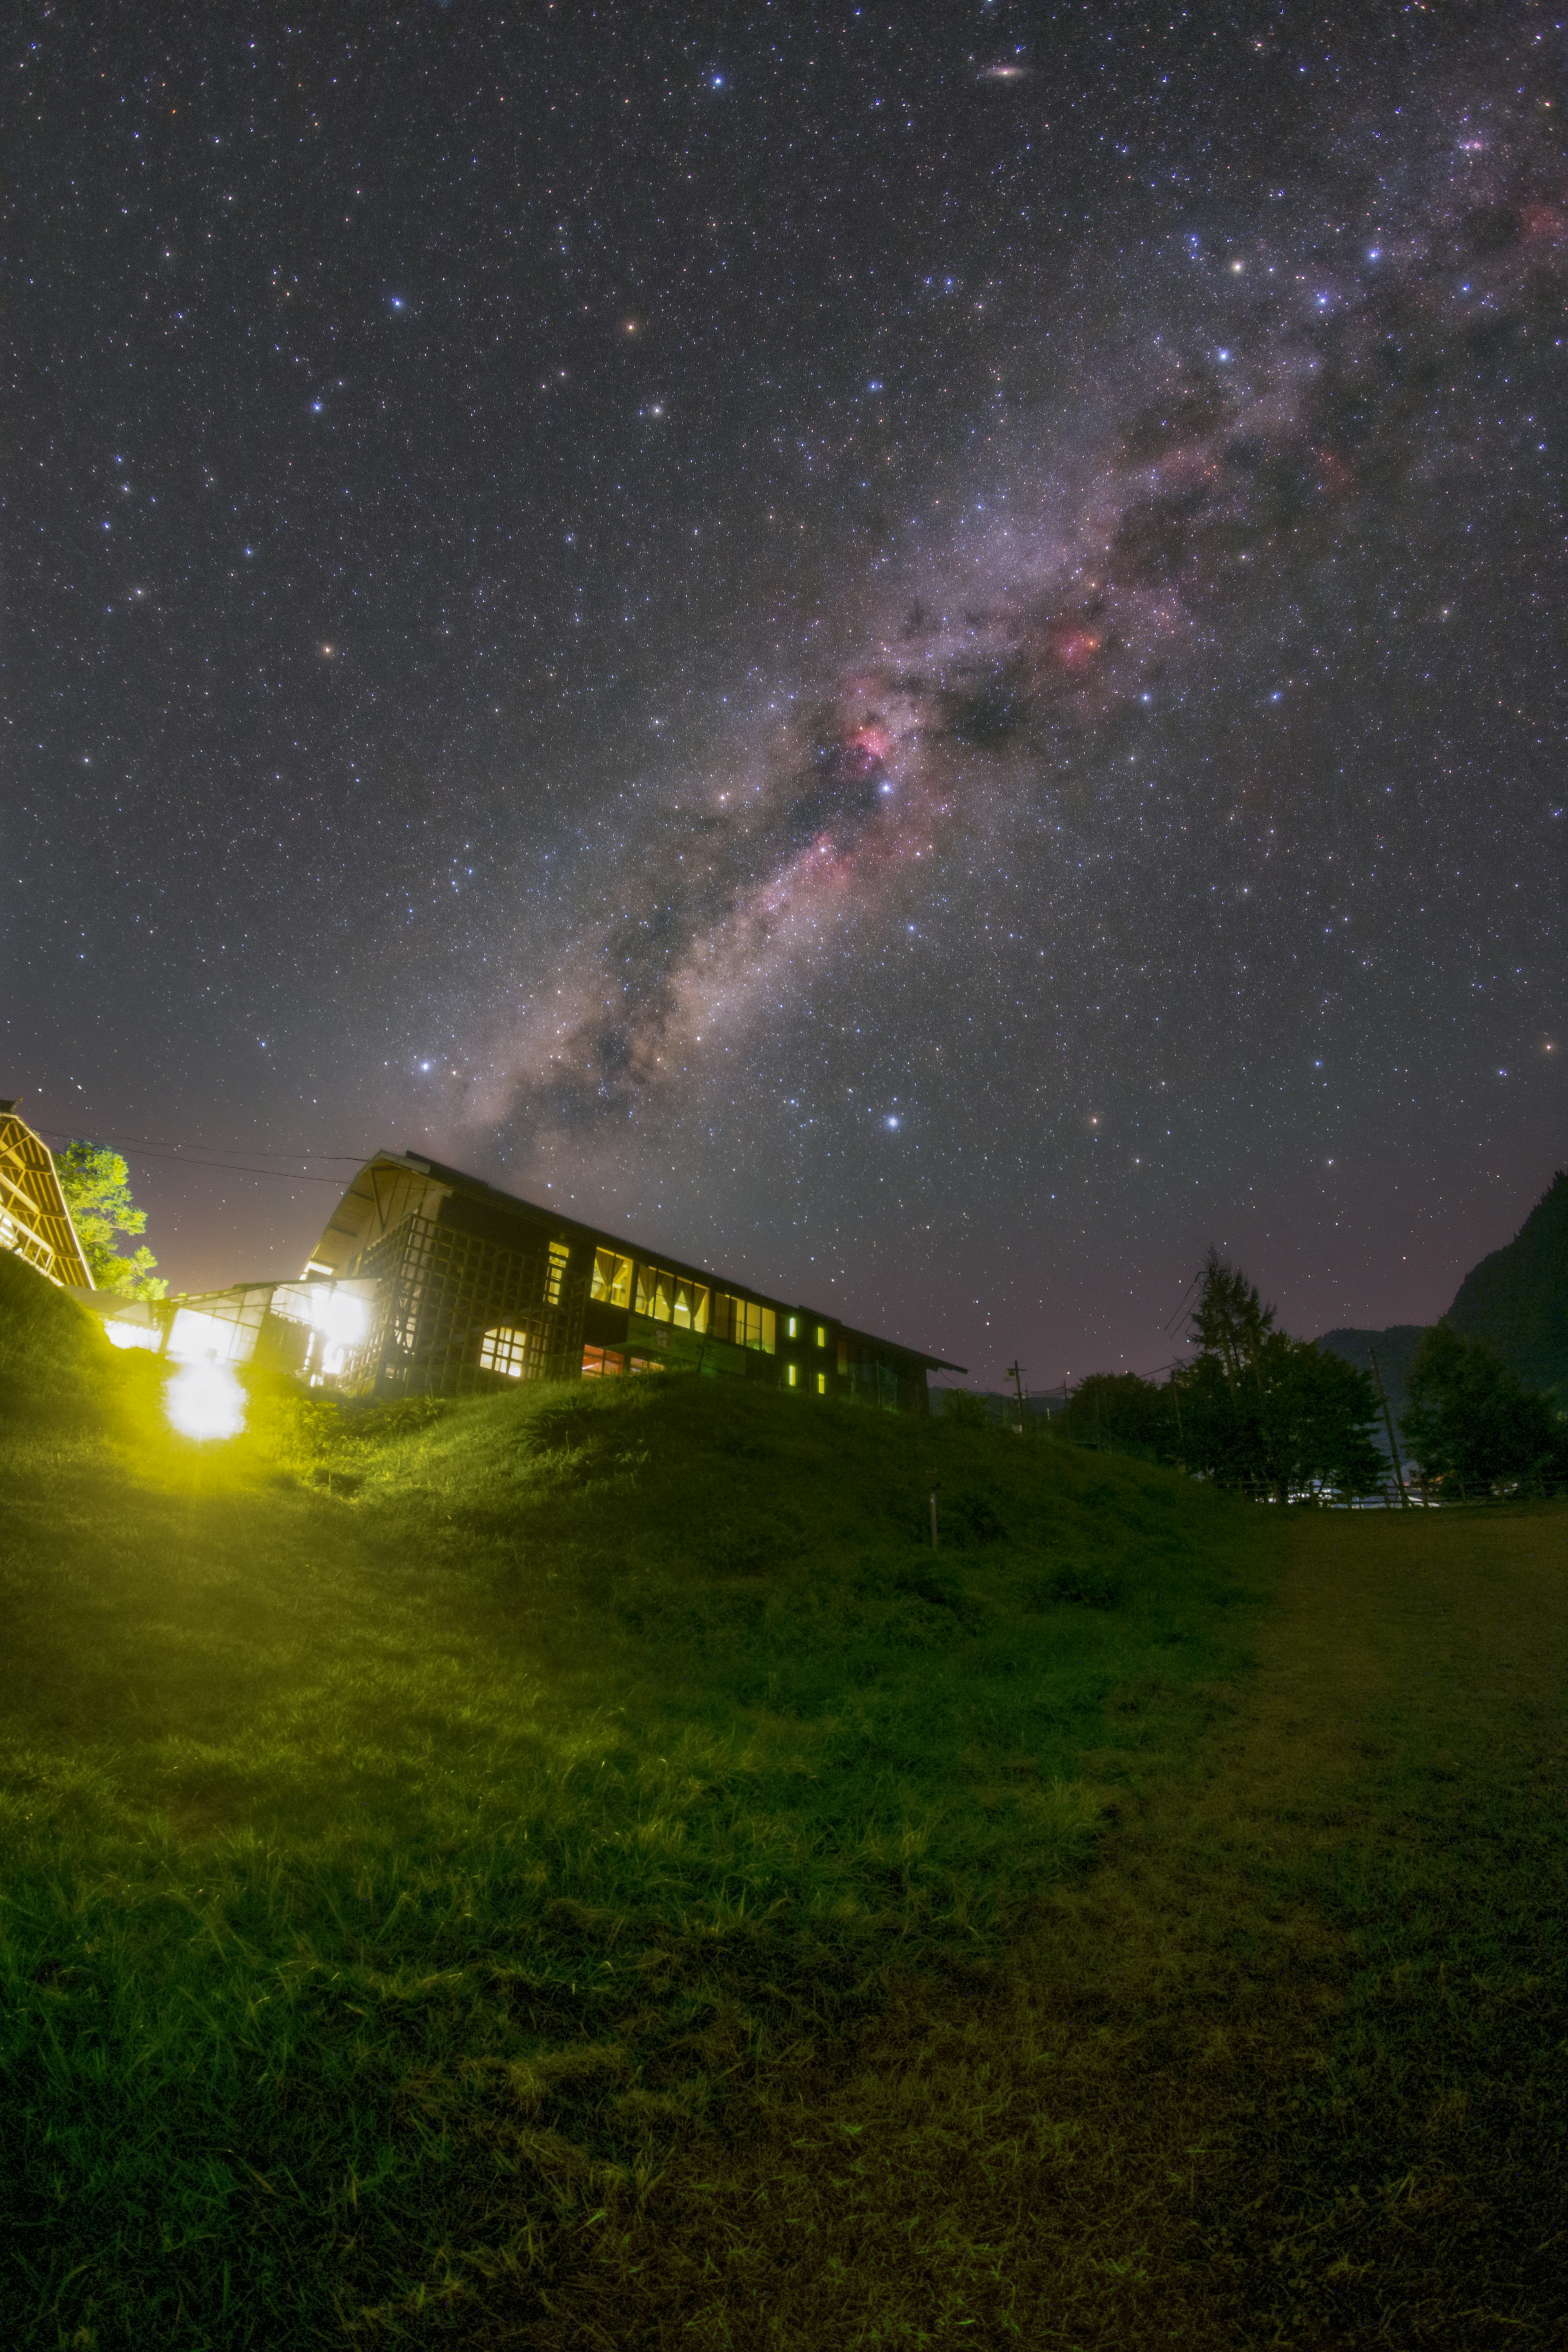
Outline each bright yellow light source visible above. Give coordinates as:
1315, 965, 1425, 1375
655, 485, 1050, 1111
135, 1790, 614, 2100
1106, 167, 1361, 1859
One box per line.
307, 1285, 368, 1346
165, 1358, 247, 1441
103, 1318, 158, 1352
169, 1306, 238, 1363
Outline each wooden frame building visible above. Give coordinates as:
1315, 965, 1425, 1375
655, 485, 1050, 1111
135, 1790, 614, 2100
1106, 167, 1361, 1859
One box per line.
305, 1151, 959, 1409
0, 1102, 92, 1289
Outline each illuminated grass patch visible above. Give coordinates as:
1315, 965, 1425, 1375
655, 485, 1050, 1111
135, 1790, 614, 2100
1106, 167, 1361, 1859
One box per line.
0, 1258, 1266, 2344
2, 1255, 1563, 2348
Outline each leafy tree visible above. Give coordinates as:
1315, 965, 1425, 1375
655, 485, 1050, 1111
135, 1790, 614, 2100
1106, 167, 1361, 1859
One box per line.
1263, 1337, 1386, 1499
1170, 1252, 1384, 1501
55, 1142, 167, 1298
1400, 1320, 1565, 1499
938, 1388, 993, 1430
1063, 1371, 1174, 1458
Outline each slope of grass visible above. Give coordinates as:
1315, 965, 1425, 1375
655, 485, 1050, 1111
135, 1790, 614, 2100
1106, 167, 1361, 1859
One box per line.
0, 1257, 1272, 2348
504, 1500, 1568, 2352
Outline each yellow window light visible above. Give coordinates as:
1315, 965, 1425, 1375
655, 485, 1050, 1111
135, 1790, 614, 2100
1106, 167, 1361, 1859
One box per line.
480, 1327, 530, 1378
546, 1241, 570, 1305
591, 1248, 633, 1307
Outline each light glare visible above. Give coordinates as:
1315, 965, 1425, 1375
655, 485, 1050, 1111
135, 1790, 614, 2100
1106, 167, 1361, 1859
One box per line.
165, 1359, 247, 1441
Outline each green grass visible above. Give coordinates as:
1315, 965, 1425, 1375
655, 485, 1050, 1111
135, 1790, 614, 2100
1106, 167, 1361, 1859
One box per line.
0, 1258, 1268, 2348
1, 1252, 1563, 2348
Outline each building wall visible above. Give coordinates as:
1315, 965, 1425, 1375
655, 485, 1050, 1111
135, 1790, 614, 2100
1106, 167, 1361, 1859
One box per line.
314, 1153, 935, 1411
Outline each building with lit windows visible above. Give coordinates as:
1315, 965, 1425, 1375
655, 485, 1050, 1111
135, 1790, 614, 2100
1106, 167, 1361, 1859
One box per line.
0, 1102, 93, 1288
302, 1150, 958, 1410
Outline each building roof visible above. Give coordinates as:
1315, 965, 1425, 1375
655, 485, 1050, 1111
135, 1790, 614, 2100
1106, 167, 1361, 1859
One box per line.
305, 1148, 964, 1373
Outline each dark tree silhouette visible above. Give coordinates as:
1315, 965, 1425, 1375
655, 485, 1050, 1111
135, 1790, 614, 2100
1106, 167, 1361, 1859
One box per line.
1401, 1321, 1566, 1500
1171, 1251, 1384, 1502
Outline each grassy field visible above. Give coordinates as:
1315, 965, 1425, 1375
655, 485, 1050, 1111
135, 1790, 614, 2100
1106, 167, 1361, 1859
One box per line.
0, 1254, 1563, 2348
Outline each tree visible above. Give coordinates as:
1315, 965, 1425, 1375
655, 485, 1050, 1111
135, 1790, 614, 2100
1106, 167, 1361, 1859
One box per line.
1063, 1371, 1175, 1458
55, 1141, 167, 1298
1171, 1251, 1385, 1501
1400, 1321, 1565, 1500
1188, 1247, 1274, 1395
1263, 1337, 1386, 1499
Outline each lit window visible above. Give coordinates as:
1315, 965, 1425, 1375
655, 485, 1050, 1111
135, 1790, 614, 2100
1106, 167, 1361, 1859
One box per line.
546, 1241, 571, 1305
787, 1314, 799, 1339
816, 1325, 827, 1348
713, 1294, 776, 1354
627, 1353, 666, 1374
591, 1247, 633, 1307
581, 1344, 626, 1377
816, 1371, 827, 1395
634, 1262, 675, 1320
671, 1276, 710, 1331
786, 1363, 799, 1388
480, 1327, 530, 1379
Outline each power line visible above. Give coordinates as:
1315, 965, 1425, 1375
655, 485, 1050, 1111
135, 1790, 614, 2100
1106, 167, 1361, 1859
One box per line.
33, 1129, 352, 1185
1162, 1270, 1203, 1334
33, 1125, 365, 1162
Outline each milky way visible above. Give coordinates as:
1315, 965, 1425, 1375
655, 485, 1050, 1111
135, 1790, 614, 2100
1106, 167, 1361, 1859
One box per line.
474, 75, 1566, 1168
12, 9, 1567, 1375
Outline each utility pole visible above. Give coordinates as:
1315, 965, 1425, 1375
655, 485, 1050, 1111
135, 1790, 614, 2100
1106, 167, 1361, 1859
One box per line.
929, 1481, 940, 1550
1005, 1359, 1027, 1437
1369, 1347, 1409, 1508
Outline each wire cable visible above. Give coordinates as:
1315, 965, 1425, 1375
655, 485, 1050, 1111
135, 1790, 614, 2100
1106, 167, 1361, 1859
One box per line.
32, 1125, 365, 1162
32, 1129, 353, 1184
1162, 1270, 1203, 1334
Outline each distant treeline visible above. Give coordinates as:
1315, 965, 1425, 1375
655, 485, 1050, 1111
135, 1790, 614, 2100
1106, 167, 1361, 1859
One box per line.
946, 1238, 1568, 1505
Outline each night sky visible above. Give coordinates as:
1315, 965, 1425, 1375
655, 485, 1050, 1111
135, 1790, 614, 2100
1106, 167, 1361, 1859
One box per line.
9, 4, 1565, 1389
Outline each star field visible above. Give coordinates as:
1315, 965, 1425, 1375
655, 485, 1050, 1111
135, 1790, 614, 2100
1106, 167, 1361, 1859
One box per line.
7, 4, 1565, 1384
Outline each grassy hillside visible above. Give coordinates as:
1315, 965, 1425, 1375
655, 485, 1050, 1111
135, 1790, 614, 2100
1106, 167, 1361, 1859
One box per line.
4, 1250, 1563, 2348
0, 1252, 1272, 2349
